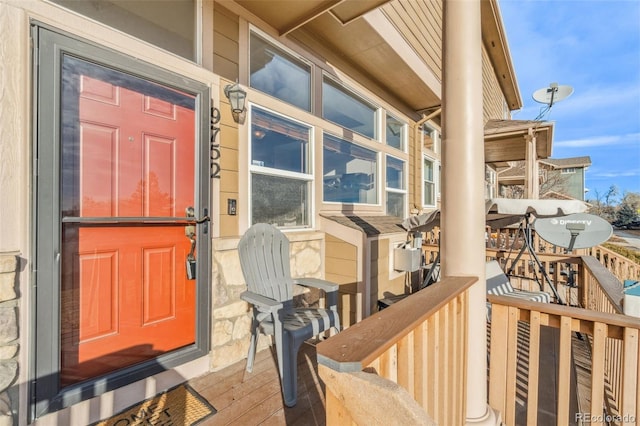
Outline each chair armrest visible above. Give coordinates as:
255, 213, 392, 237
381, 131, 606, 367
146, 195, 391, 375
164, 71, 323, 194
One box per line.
292, 278, 339, 309
293, 277, 339, 292
240, 291, 283, 312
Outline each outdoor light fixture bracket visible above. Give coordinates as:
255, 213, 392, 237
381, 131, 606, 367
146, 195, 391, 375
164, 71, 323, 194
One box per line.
224, 83, 247, 116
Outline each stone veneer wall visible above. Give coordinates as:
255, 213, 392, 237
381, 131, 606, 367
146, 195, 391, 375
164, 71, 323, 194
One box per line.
0, 254, 18, 426
209, 232, 325, 371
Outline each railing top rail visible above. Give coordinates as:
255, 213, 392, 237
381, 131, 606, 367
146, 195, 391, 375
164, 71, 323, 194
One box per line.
317, 276, 476, 373
488, 294, 640, 330
580, 255, 625, 310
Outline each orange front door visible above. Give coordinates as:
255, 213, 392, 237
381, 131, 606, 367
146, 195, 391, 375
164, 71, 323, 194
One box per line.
60, 58, 197, 386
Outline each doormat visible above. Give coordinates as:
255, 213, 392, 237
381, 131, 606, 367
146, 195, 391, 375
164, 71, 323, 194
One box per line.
95, 384, 216, 426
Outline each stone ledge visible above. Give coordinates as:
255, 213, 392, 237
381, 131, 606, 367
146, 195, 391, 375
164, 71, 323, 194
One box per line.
0, 257, 16, 275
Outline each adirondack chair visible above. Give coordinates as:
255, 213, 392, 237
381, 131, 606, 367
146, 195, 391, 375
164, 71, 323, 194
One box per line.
486, 260, 551, 303
238, 223, 341, 407
485, 260, 551, 322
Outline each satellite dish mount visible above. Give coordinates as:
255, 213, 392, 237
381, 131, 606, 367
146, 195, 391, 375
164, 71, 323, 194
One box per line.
532, 82, 573, 120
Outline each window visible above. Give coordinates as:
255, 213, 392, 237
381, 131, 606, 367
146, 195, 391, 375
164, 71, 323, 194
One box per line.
386, 114, 405, 151
561, 167, 576, 174
322, 76, 377, 139
323, 134, 378, 204
423, 156, 437, 207
386, 156, 406, 218
250, 32, 312, 111
250, 107, 312, 227
51, 0, 196, 61
422, 123, 440, 154
485, 165, 497, 199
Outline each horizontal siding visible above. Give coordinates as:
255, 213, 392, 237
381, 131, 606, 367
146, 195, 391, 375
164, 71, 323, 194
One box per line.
482, 45, 507, 121
213, 4, 239, 82
382, 0, 443, 82
326, 234, 358, 328
218, 81, 239, 237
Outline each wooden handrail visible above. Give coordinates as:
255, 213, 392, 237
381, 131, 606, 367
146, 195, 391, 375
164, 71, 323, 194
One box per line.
317, 276, 476, 425
580, 255, 624, 312
317, 276, 476, 371
488, 294, 640, 425
487, 294, 637, 332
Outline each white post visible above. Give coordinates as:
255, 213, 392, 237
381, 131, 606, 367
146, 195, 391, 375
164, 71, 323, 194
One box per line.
442, 0, 499, 424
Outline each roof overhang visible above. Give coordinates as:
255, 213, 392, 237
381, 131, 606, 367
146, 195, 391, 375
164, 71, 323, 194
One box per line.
484, 120, 554, 167
233, 0, 520, 117
480, 0, 522, 111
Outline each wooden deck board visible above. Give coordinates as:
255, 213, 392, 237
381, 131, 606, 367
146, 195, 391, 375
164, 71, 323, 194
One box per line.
192, 342, 325, 426
192, 326, 594, 425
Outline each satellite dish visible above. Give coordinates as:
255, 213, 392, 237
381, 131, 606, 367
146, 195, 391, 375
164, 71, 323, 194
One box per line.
534, 213, 612, 251
532, 82, 574, 107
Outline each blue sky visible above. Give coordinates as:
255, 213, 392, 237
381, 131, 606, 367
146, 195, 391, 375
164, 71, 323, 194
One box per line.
498, 0, 640, 202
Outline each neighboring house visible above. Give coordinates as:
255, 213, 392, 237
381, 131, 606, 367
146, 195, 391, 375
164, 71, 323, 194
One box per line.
498, 156, 591, 201
0, 0, 543, 423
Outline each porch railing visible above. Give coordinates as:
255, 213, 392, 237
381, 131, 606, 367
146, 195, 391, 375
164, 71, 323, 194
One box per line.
316, 276, 475, 425
587, 244, 640, 283
488, 294, 640, 426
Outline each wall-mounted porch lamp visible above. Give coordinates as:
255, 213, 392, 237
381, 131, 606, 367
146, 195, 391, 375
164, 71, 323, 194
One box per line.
224, 83, 247, 122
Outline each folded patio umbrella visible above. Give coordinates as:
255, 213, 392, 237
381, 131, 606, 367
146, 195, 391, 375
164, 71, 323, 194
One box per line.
401, 198, 589, 232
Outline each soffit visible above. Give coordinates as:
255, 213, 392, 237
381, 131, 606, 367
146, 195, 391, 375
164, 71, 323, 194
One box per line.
480, 0, 522, 111
234, 0, 439, 116
484, 120, 554, 166
235, 0, 390, 35
234, 0, 519, 116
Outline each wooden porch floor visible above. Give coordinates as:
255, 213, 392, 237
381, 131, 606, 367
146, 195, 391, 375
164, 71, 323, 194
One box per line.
188, 341, 325, 426
188, 327, 596, 426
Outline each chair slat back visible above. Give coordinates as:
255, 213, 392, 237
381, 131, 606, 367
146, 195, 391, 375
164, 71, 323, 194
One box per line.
486, 260, 515, 295
238, 223, 294, 302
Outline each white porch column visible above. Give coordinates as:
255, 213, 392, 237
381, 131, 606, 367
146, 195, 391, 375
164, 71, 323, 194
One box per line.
441, 0, 499, 424
524, 128, 539, 198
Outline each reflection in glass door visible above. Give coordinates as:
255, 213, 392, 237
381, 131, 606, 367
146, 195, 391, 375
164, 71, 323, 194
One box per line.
59, 56, 198, 386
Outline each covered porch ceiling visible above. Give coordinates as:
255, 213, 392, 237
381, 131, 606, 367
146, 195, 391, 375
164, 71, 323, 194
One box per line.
234, 0, 521, 118
484, 119, 554, 167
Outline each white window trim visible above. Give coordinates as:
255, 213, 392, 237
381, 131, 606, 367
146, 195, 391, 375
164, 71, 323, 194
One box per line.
321, 72, 380, 142
248, 104, 315, 228
422, 123, 441, 156
322, 131, 382, 207
422, 154, 439, 208
385, 113, 407, 153
248, 26, 314, 112
385, 154, 407, 217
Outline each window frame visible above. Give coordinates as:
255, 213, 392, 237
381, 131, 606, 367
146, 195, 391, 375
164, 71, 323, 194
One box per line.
422, 154, 438, 208
385, 113, 407, 152
249, 28, 313, 112
485, 165, 497, 199
322, 132, 380, 206
321, 73, 380, 141
385, 154, 407, 218
248, 104, 315, 229
422, 123, 441, 155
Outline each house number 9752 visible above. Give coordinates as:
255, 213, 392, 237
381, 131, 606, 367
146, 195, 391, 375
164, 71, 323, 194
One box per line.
210, 106, 221, 179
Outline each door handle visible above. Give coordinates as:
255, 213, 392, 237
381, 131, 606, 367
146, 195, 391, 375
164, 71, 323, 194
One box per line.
185, 206, 210, 237
185, 207, 196, 238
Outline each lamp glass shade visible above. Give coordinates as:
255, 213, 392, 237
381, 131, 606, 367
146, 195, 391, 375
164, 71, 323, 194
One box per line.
225, 83, 247, 114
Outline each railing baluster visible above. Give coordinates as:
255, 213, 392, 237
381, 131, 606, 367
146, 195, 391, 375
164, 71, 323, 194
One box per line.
489, 303, 509, 420
590, 322, 607, 426
622, 328, 639, 423
557, 315, 572, 426
505, 306, 519, 426
526, 310, 541, 426
317, 277, 474, 425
